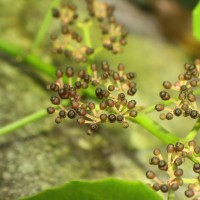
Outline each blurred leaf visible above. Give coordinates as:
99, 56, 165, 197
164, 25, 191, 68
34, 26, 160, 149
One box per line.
193, 1, 200, 41
20, 178, 162, 200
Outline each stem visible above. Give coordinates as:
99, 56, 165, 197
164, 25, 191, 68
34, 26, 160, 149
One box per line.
128, 113, 179, 144
167, 189, 174, 200
31, 0, 62, 53
0, 109, 47, 136
183, 119, 200, 141
0, 39, 56, 78
0, 102, 70, 136
77, 21, 104, 74
77, 21, 93, 48
182, 178, 199, 184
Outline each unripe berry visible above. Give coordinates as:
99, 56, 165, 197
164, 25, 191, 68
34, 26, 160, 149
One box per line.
67, 110, 76, 119
155, 104, 164, 112
160, 184, 169, 193
108, 114, 116, 123
146, 170, 156, 179
47, 107, 55, 114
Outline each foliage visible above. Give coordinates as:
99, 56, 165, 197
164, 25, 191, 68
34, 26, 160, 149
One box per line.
20, 178, 162, 200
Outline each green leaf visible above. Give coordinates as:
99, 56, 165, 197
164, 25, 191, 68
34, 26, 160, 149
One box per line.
20, 178, 162, 200
192, 1, 200, 41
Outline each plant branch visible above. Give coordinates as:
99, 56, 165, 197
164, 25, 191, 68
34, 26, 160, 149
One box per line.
128, 113, 179, 144
0, 39, 56, 78
167, 189, 174, 200
182, 178, 199, 184
183, 119, 200, 141
31, 0, 62, 53
0, 109, 47, 136
77, 21, 93, 48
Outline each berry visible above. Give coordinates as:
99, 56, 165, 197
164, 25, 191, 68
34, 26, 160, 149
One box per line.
108, 114, 116, 123
122, 121, 129, 128
146, 170, 155, 179
194, 146, 200, 154
108, 85, 115, 91
185, 189, 194, 198
75, 81, 82, 89
127, 88, 137, 96
190, 110, 199, 119
117, 115, 124, 123
160, 91, 170, 100
163, 81, 172, 89
166, 112, 173, 120
118, 63, 125, 71
149, 157, 160, 165
174, 158, 183, 166
160, 184, 169, 193
89, 123, 98, 131
47, 107, 55, 114
188, 93, 196, 102
100, 101, 107, 110
118, 93, 125, 100
188, 140, 196, 147
65, 66, 74, 77
50, 96, 60, 105
174, 108, 182, 116
160, 113, 166, 120
175, 142, 184, 151
91, 64, 97, 71
126, 72, 135, 80
129, 110, 137, 117
101, 61, 109, 71
88, 102, 95, 110
193, 163, 200, 173
171, 183, 179, 191
77, 118, 85, 124
155, 104, 164, 112
158, 160, 168, 170
55, 117, 62, 124
52, 8, 60, 18
67, 110, 76, 119
153, 148, 161, 155
166, 144, 175, 153
127, 100, 136, 109
113, 72, 120, 80
50, 83, 59, 91
59, 110, 66, 118
107, 99, 115, 107
174, 169, 183, 177
100, 114, 107, 122
152, 183, 160, 191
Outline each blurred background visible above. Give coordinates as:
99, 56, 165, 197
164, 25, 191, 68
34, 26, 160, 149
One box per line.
0, 0, 200, 199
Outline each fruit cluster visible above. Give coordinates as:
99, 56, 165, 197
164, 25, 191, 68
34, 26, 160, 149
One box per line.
50, 2, 94, 62
47, 62, 137, 134
85, 0, 128, 54
50, 0, 128, 62
155, 59, 200, 120
146, 141, 200, 198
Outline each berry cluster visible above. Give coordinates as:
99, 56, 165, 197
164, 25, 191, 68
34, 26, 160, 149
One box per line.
100, 20, 128, 54
155, 59, 200, 120
85, 0, 128, 54
47, 62, 137, 134
146, 141, 200, 198
50, 2, 94, 62
50, 0, 128, 62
